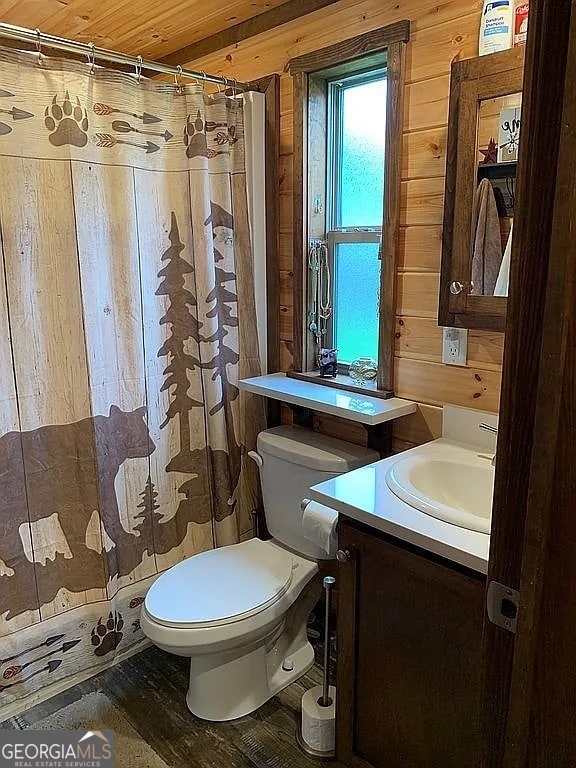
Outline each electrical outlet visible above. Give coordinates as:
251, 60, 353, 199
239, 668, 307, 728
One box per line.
442, 327, 468, 366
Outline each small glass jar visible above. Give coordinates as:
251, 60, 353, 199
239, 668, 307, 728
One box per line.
349, 356, 378, 385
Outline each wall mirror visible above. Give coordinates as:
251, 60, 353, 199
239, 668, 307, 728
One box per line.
439, 48, 525, 332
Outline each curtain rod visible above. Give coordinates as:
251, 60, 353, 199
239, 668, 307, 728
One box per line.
0, 23, 250, 92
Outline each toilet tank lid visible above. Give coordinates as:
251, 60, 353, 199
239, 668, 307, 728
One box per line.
257, 426, 379, 472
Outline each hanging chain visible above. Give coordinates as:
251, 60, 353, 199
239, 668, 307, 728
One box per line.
307, 240, 321, 345
307, 239, 331, 363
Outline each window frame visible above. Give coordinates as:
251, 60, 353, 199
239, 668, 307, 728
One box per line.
324, 68, 387, 370
288, 22, 410, 397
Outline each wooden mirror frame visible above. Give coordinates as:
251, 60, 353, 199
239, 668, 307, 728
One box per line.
439, 47, 525, 332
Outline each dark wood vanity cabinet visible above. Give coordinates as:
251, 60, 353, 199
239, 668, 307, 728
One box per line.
336, 518, 485, 768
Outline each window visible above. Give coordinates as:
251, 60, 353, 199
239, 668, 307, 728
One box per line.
328, 72, 387, 228
326, 71, 387, 365
289, 23, 410, 394
331, 238, 381, 363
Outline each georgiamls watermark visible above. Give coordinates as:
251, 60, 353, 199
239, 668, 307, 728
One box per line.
0, 730, 114, 767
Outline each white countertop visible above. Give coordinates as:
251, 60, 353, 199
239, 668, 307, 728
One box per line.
238, 373, 416, 426
309, 438, 491, 574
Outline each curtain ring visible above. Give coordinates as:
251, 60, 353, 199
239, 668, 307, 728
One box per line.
134, 54, 143, 83
87, 42, 96, 75
35, 28, 43, 64
174, 64, 183, 92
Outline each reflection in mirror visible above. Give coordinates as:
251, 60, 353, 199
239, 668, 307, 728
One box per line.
471, 93, 522, 298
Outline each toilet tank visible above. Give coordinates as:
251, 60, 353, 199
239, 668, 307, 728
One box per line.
255, 426, 379, 560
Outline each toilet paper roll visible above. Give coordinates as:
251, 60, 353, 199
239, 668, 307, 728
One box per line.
301, 685, 336, 754
301, 500, 338, 556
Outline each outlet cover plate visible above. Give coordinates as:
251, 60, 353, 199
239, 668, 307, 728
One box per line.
442, 327, 468, 366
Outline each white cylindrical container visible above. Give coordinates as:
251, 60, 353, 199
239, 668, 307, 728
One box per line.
479, 0, 514, 56
301, 685, 336, 756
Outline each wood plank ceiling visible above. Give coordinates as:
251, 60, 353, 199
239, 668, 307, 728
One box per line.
0, 0, 294, 60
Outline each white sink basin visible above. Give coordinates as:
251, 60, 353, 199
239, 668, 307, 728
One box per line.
386, 450, 494, 533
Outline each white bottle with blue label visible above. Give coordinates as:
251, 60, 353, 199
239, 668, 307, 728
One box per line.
479, 0, 514, 55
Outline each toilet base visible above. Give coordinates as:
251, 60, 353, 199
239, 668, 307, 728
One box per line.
186, 575, 321, 721
186, 632, 315, 721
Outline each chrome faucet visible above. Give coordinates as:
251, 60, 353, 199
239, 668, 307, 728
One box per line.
479, 423, 498, 467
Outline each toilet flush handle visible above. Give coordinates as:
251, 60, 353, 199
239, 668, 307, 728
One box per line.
248, 450, 263, 467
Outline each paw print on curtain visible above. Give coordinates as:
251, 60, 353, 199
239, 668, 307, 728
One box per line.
91, 612, 124, 657
183, 110, 238, 160
44, 92, 89, 147
183, 110, 207, 159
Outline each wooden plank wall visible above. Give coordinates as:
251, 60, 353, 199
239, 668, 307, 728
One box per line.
182, 0, 505, 451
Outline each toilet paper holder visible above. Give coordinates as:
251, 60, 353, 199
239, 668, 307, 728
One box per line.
296, 574, 337, 759
320, 576, 335, 706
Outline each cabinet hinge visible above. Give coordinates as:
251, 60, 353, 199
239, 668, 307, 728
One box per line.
487, 581, 520, 634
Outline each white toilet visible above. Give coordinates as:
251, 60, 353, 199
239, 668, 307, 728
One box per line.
140, 426, 378, 721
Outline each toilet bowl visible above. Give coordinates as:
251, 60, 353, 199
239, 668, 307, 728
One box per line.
141, 537, 320, 721
141, 426, 378, 721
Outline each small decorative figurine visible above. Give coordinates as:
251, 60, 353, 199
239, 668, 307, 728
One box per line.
318, 348, 338, 378
479, 137, 498, 164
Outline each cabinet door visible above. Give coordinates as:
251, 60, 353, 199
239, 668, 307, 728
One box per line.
337, 519, 484, 768
438, 47, 524, 332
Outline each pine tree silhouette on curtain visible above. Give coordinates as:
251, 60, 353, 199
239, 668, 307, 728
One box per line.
203, 202, 242, 521
156, 212, 203, 468
107, 473, 163, 577
133, 475, 161, 553
156, 212, 209, 525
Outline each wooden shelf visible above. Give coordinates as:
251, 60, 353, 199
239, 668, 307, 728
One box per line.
238, 373, 416, 426
477, 161, 518, 181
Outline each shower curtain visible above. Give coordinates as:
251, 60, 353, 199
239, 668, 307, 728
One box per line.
0, 47, 265, 717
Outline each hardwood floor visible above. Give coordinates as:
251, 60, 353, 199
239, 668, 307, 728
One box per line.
2, 647, 344, 768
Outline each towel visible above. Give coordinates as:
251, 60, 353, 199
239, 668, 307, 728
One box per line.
471, 179, 503, 295
494, 221, 513, 296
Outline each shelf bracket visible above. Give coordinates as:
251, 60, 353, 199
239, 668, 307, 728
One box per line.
364, 422, 393, 456
288, 403, 314, 429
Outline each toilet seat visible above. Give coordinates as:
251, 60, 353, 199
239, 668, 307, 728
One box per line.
144, 538, 294, 629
